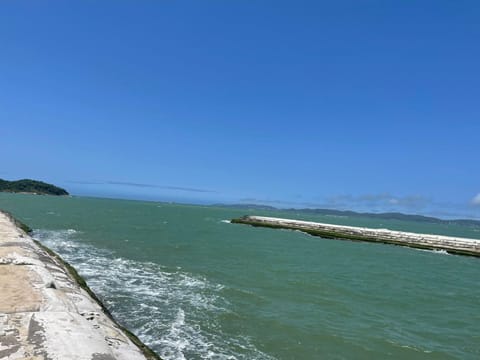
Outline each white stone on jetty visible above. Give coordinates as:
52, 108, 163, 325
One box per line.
233, 216, 480, 257
0, 211, 155, 360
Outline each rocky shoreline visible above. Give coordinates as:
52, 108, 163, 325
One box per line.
0, 210, 161, 360
232, 215, 480, 257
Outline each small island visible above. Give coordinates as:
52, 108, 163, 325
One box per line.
0, 178, 69, 196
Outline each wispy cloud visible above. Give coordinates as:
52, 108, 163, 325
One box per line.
239, 193, 431, 212
239, 198, 323, 207
67, 180, 105, 185
107, 181, 216, 193
107, 181, 160, 189
68, 180, 216, 193
239, 197, 345, 209
471, 193, 480, 206
324, 193, 430, 210
237, 194, 480, 219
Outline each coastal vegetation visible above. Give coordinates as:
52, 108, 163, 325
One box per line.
0, 178, 69, 196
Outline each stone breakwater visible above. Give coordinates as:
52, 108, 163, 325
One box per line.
0, 211, 161, 360
231, 216, 480, 257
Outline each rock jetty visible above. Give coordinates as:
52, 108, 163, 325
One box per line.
0, 211, 160, 360
232, 215, 480, 257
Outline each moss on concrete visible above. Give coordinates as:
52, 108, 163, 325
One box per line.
0, 210, 33, 234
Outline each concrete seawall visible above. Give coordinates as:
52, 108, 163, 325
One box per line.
0, 211, 161, 360
232, 216, 480, 257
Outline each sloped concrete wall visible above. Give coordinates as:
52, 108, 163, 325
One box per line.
0, 211, 160, 360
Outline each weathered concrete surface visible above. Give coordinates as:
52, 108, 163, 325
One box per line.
232, 216, 480, 257
0, 211, 157, 360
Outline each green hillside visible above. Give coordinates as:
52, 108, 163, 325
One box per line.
0, 179, 69, 196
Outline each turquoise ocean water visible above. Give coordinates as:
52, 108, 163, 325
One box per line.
1, 193, 479, 359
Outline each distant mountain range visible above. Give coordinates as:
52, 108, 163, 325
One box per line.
213, 203, 480, 227
0, 179, 69, 196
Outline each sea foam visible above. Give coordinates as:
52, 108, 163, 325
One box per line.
33, 229, 275, 360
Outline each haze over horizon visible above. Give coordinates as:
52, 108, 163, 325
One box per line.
1, 1, 479, 219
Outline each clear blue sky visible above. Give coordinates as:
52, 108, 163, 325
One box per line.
1, 1, 479, 218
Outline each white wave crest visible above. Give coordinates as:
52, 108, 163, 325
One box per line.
416, 248, 450, 256
32, 229, 275, 360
